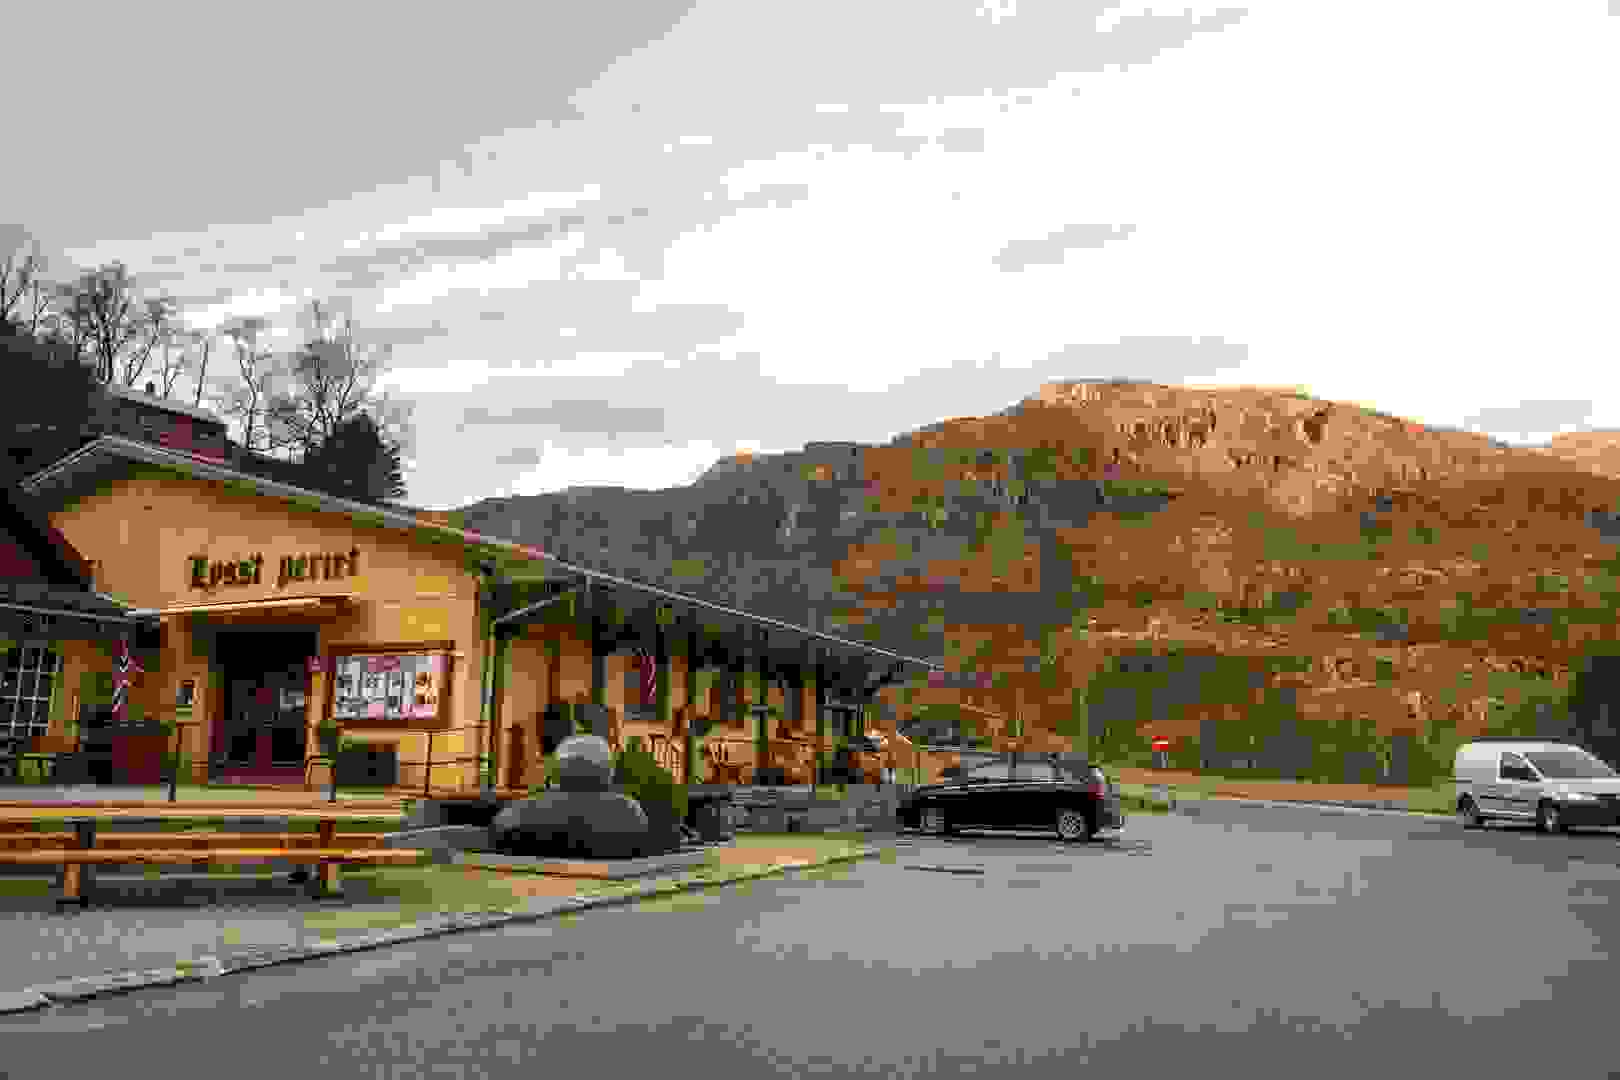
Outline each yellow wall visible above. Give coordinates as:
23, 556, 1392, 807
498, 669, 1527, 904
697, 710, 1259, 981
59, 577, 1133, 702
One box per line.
48, 469, 490, 788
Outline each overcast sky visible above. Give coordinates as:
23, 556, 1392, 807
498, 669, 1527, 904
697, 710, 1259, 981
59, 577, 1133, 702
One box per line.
8, 1, 1618, 509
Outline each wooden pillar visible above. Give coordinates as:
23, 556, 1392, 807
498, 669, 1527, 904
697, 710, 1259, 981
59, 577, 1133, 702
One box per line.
684, 626, 699, 785
487, 629, 510, 794
814, 655, 827, 785
755, 630, 770, 771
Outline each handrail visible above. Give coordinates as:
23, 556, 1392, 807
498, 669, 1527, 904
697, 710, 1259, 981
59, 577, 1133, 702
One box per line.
420, 724, 489, 796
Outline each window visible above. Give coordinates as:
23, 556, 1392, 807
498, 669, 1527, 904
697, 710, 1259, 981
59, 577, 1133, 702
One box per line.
1525, 749, 1618, 780
1499, 753, 1536, 782
963, 760, 1010, 781
0, 646, 58, 739
1009, 761, 1056, 781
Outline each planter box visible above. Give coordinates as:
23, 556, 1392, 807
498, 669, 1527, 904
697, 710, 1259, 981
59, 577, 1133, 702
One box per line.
335, 747, 399, 787
113, 733, 169, 785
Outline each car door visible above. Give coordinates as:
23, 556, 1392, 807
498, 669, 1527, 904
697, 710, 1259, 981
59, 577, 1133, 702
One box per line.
1003, 758, 1059, 829
1498, 752, 1539, 818
950, 759, 1011, 827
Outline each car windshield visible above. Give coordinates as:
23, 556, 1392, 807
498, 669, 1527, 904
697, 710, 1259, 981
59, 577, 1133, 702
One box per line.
1525, 750, 1618, 779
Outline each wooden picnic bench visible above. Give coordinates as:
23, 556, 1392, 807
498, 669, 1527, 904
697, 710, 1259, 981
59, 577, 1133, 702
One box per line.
0, 804, 418, 907
0, 832, 391, 852
2, 848, 427, 905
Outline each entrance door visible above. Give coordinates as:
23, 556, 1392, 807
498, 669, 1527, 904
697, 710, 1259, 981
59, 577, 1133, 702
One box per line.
264, 666, 310, 767
215, 630, 316, 777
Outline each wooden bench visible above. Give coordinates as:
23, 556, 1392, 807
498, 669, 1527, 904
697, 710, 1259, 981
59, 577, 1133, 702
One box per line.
0, 832, 390, 852
0, 847, 428, 906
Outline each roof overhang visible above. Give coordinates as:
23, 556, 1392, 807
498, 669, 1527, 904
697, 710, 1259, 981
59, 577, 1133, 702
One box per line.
159, 595, 356, 622
21, 436, 942, 686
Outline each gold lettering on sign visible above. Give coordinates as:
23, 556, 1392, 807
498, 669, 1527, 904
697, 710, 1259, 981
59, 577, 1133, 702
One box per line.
187, 548, 359, 590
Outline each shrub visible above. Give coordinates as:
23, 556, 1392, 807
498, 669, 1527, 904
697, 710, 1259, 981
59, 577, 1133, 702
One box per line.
614, 742, 688, 843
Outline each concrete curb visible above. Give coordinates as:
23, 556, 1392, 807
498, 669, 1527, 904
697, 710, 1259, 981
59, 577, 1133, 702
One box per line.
0, 844, 883, 1015
1175, 794, 1455, 821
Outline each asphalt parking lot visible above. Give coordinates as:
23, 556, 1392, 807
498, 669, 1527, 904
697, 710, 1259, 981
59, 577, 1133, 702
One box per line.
6, 800, 1620, 1078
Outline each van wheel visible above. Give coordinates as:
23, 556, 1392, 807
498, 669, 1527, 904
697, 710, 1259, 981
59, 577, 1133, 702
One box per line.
1535, 801, 1566, 835
1457, 797, 1484, 829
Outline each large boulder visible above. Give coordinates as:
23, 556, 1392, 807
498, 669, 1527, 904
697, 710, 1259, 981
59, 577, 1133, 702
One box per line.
491, 791, 653, 859
555, 733, 615, 792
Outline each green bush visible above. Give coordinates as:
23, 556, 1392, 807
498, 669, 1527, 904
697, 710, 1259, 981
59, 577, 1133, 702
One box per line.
614, 742, 688, 840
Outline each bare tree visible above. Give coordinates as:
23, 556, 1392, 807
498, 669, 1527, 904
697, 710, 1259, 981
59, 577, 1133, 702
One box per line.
65, 262, 145, 383
263, 299, 388, 461
218, 315, 277, 451
147, 298, 189, 397
43, 279, 96, 364
183, 327, 217, 408
0, 227, 53, 335
119, 295, 179, 389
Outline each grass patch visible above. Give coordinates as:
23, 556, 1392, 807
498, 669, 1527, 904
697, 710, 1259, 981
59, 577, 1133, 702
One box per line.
1115, 778, 1456, 815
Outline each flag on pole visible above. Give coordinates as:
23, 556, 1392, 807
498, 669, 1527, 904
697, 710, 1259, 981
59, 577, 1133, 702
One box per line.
112, 636, 145, 724
635, 649, 657, 708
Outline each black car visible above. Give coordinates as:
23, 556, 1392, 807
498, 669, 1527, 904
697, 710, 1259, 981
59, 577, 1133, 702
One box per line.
897, 753, 1125, 842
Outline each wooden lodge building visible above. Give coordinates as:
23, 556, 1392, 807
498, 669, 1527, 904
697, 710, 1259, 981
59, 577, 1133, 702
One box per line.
15, 415, 944, 793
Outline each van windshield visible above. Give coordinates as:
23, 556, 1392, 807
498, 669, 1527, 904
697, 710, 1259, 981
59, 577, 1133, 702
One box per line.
1525, 750, 1619, 780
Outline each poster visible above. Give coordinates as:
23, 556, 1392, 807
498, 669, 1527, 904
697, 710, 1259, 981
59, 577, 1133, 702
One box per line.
329, 653, 446, 721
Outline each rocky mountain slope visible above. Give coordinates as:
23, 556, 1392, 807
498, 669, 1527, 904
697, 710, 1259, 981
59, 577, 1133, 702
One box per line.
448, 379, 1620, 775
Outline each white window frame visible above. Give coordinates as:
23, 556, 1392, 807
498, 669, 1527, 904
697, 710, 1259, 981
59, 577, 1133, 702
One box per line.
1, 642, 59, 739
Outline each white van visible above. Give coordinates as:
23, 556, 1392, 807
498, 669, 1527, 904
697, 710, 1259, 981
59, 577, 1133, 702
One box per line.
1454, 739, 1620, 833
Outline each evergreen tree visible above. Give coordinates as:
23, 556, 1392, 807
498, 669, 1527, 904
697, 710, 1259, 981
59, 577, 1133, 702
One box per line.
0, 317, 107, 484
300, 412, 406, 503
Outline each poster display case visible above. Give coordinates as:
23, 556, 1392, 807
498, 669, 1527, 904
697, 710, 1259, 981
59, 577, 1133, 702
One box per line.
330, 651, 447, 722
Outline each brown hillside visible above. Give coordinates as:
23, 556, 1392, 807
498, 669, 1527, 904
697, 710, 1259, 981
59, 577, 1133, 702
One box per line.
866, 381, 1620, 761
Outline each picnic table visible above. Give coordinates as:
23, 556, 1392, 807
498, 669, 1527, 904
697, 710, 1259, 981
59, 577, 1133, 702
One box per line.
0, 803, 413, 906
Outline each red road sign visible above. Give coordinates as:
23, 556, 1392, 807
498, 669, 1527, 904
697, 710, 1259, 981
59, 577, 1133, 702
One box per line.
1150, 736, 1171, 752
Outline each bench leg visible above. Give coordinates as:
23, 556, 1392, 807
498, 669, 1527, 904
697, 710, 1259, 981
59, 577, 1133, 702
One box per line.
56, 863, 88, 908
308, 860, 340, 897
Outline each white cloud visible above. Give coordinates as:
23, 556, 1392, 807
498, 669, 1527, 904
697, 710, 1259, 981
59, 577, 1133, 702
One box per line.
184, 288, 302, 333
510, 439, 728, 494
55, 1, 1620, 508
356, 185, 602, 250
375, 232, 589, 312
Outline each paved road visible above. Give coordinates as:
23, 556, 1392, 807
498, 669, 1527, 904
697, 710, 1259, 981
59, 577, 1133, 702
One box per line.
5, 802, 1620, 1078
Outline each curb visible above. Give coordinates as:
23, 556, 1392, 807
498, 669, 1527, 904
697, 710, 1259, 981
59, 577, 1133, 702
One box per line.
1174, 794, 1455, 821
0, 844, 882, 1015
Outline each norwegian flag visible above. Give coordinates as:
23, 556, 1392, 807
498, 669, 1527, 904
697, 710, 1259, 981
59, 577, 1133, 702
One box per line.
634, 649, 658, 708
112, 637, 144, 724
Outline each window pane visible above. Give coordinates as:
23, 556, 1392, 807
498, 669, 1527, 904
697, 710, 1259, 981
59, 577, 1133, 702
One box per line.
0, 701, 13, 728
2, 648, 19, 672
41, 650, 59, 674
0, 669, 16, 697
34, 673, 52, 700
17, 673, 34, 698
21, 647, 41, 671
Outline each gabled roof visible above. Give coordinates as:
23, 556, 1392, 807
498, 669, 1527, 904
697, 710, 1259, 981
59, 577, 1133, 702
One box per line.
20, 436, 942, 684
101, 382, 228, 428
0, 483, 157, 636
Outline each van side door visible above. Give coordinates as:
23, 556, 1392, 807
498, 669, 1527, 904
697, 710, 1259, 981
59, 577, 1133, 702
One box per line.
1497, 752, 1539, 818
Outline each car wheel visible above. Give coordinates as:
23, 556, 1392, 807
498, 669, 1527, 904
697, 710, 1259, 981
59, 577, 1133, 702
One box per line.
1056, 807, 1094, 843
1457, 796, 1485, 830
1535, 801, 1566, 834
